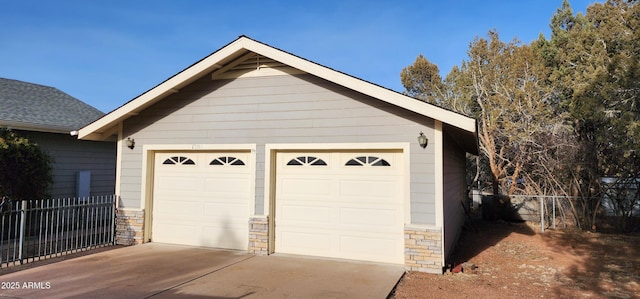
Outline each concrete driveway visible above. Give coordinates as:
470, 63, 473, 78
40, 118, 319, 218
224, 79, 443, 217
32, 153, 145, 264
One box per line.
0, 243, 405, 298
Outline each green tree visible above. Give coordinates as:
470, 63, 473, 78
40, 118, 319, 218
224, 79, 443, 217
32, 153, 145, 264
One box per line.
401, 31, 567, 198
0, 129, 52, 200
537, 0, 640, 231
448, 31, 559, 196
400, 54, 445, 105
401, 0, 639, 231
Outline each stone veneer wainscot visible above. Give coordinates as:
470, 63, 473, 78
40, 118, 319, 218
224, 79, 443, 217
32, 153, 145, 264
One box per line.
248, 216, 269, 255
404, 225, 443, 274
115, 209, 144, 245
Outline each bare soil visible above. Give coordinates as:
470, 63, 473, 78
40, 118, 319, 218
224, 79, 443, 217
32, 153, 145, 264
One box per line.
392, 220, 640, 299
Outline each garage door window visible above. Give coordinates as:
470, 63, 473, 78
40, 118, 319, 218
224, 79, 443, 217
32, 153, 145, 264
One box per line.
345, 156, 390, 166
162, 156, 195, 165
286, 156, 327, 166
209, 156, 246, 166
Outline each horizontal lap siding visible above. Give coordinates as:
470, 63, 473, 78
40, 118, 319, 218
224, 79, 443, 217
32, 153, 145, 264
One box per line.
19, 131, 116, 198
122, 73, 436, 224
442, 132, 467, 259
119, 152, 143, 208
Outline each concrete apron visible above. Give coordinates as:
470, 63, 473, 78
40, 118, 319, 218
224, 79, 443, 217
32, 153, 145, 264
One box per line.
0, 243, 405, 299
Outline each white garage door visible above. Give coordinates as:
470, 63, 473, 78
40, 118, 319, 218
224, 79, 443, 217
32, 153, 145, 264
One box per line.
152, 151, 252, 250
275, 150, 405, 264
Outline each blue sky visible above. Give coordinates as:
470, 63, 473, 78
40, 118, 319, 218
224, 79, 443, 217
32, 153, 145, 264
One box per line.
1, 1, 598, 113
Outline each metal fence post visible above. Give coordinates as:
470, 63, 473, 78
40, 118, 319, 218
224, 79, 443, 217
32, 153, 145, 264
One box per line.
540, 197, 545, 233
111, 195, 116, 245
552, 197, 556, 229
18, 200, 27, 263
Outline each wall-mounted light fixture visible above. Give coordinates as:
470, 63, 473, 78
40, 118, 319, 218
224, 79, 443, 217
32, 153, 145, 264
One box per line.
125, 137, 135, 149
417, 132, 428, 149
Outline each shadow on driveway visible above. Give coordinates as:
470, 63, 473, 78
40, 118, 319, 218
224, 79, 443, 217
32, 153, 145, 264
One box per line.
0, 243, 404, 299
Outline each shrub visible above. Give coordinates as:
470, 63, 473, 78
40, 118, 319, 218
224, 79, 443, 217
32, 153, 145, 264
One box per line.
0, 129, 52, 200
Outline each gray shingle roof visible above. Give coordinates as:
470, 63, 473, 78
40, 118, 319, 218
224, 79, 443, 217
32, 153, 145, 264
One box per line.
0, 78, 104, 133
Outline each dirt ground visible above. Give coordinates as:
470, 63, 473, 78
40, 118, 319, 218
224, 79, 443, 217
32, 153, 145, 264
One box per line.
391, 220, 640, 299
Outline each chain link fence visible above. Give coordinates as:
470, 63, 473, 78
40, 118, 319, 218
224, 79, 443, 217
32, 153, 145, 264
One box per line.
477, 194, 583, 232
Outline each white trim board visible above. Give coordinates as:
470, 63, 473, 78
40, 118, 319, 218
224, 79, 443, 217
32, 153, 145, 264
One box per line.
434, 120, 446, 268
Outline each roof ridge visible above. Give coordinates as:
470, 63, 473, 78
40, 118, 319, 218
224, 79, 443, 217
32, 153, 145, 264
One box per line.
0, 77, 58, 90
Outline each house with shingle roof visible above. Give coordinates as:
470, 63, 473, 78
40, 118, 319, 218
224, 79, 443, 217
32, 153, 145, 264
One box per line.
0, 78, 115, 198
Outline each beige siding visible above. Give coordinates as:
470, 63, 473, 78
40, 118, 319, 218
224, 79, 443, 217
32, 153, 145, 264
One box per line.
121, 73, 437, 224
442, 131, 468, 259
19, 131, 116, 198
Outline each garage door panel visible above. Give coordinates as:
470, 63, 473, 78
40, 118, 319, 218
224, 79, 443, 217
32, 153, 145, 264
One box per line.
156, 176, 203, 192
280, 178, 332, 197
275, 150, 405, 264
339, 207, 399, 228
153, 222, 200, 245
339, 236, 403, 263
280, 231, 332, 252
203, 202, 248, 218
152, 151, 251, 250
204, 176, 251, 194
280, 204, 331, 224
339, 235, 399, 254
201, 226, 247, 248
154, 199, 199, 216
339, 179, 401, 200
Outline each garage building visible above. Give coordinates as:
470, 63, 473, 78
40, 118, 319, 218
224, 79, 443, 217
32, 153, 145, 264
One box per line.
78, 36, 478, 273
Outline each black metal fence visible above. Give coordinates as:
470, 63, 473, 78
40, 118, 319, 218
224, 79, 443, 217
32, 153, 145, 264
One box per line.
0, 195, 116, 268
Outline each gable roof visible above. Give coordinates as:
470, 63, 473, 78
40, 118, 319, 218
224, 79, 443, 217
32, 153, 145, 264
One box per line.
78, 36, 478, 154
0, 78, 105, 133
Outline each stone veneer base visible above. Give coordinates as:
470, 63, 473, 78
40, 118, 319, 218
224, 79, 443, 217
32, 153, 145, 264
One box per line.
248, 216, 269, 255
404, 225, 443, 274
115, 209, 144, 246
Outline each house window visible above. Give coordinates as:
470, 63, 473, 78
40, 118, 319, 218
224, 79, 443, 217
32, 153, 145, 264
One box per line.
210, 156, 246, 166
286, 156, 327, 166
162, 156, 196, 165
345, 156, 390, 166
